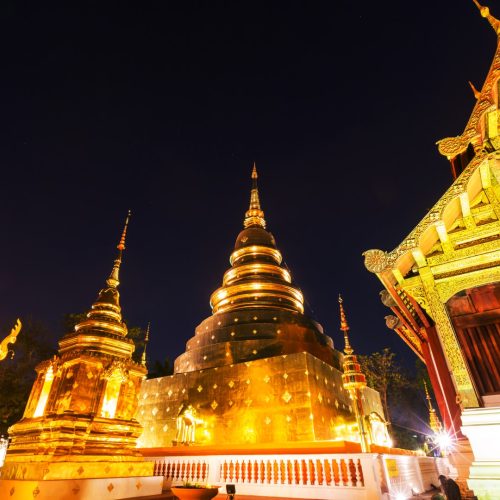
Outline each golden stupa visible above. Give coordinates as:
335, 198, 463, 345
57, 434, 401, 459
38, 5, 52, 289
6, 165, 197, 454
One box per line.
0, 213, 162, 499
138, 166, 389, 449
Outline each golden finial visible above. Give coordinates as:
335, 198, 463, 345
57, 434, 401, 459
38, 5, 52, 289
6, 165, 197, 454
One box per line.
468, 81, 481, 99
106, 211, 132, 288
338, 294, 353, 355
141, 322, 150, 367
117, 210, 131, 251
472, 0, 500, 34
244, 163, 266, 229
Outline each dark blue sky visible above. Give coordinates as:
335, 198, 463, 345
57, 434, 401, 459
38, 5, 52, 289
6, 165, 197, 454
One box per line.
0, 1, 494, 368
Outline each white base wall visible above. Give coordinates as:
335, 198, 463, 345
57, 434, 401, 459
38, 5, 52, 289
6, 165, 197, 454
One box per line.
461, 406, 500, 500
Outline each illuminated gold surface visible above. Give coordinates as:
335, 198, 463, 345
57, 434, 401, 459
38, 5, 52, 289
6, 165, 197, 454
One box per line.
139, 168, 388, 451
424, 381, 442, 435
0, 318, 21, 362
2, 214, 151, 481
438, 3, 500, 159
364, 4, 500, 410
364, 130, 500, 407
338, 296, 371, 453
138, 352, 384, 448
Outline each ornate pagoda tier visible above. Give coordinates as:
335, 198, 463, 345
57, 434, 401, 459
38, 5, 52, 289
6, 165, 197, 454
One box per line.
0, 214, 162, 499
138, 166, 388, 449
175, 164, 339, 374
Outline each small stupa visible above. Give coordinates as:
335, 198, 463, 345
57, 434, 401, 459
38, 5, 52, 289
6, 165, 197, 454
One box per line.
0, 213, 162, 499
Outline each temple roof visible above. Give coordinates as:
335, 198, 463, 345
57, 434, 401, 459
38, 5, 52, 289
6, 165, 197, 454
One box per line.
438, 2, 500, 161
364, 5, 500, 283
363, 151, 499, 281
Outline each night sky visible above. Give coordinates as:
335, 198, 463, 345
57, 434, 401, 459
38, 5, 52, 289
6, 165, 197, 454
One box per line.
0, 2, 495, 369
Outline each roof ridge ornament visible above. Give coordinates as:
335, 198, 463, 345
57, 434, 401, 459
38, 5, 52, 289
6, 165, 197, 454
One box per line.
472, 0, 500, 34
468, 80, 481, 100
106, 210, 131, 289
244, 163, 266, 229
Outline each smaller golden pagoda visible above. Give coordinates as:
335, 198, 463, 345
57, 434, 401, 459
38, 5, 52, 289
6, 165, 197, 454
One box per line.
0, 213, 162, 500
338, 296, 370, 453
424, 381, 442, 436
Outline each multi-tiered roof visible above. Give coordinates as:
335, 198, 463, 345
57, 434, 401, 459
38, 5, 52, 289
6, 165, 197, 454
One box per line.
174, 166, 340, 374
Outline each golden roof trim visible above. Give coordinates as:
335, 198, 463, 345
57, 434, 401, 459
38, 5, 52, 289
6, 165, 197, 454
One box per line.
364, 151, 492, 277
437, 4, 500, 159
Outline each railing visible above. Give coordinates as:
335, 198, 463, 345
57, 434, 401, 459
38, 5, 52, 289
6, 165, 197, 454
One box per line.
153, 459, 209, 483
149, 451, 450, 499
151, 453, 378, 499
153, 456, 364, 487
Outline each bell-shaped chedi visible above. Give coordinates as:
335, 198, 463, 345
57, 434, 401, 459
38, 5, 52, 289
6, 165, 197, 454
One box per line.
0, 213, 162, 499
174, 164, 339, 375
138, 167, 386, 450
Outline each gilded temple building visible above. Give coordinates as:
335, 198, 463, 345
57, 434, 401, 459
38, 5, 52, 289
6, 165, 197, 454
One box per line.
0, 214, 162, 499
137, 166, 390, 451
364, 3, 500, 498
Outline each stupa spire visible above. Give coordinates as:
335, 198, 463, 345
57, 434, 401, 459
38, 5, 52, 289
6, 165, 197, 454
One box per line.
339, 294, 370, 452
141, 322, 150, 367
106, 210, 131, 288
338, 294, 353, 355
67, 212, 133, 343
244, 163, 266, 229
472, 0, 500, 34
424, 380, 442, 434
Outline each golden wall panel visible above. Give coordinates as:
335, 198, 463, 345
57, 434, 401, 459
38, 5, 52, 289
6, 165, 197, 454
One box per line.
138, 352, 383, 448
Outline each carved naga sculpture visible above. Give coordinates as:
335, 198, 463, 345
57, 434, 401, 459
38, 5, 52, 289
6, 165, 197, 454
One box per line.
0, 319, 22, 362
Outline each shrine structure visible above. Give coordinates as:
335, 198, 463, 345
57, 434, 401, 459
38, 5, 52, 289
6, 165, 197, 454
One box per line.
0, 214, 162, 499
364, 3, 500, 497
137, 168, 452, 499
138, 166, 389, 450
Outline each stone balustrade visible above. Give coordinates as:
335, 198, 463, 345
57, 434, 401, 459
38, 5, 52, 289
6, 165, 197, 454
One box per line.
148, 451, 450, 499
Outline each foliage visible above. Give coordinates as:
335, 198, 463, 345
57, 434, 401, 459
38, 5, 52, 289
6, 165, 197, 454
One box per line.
359, 347, 434, 450
148, 357, 173, 379
0, 318, 56, 435
358, 347, 409, 426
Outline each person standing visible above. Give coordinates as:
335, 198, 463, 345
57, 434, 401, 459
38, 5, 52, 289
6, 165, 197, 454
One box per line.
438, 474, 462, 500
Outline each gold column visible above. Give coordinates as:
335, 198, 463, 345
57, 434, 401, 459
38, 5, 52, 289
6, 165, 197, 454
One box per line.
418, 267, 479, 408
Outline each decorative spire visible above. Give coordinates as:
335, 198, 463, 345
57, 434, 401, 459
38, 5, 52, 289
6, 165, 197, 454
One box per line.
106, 210, 131, 288
244, 163, 266, 229
424, 380, 442, 434
472, 0, 500, 34
338, 294, 353, 355
141, 322, 150, 367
